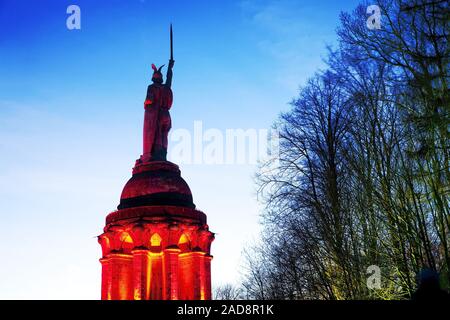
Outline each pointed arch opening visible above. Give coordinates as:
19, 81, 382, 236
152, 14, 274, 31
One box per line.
150, 233, 162, 247
178, 233, 190, 252
119, 232, 134, 252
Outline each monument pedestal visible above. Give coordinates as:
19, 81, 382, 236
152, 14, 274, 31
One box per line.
98, 160, 214, 300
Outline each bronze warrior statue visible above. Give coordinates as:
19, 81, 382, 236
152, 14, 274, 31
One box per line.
141, 25, 175, 162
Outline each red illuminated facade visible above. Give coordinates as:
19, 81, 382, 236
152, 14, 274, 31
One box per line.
98, 62, 214, 299
98, 159, 214, 300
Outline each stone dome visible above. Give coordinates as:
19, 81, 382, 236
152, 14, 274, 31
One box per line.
118, 161, 195, 210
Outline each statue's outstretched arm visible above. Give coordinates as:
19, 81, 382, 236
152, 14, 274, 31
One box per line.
166, 60, 175, 88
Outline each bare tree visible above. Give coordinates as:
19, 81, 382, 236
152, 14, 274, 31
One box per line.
242, 0, 449, 300
214, 283, 244, 300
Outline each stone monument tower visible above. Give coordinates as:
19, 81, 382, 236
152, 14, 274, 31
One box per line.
98, 26, 214, 300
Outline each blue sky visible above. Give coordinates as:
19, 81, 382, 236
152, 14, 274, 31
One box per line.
0, 0, 361, 299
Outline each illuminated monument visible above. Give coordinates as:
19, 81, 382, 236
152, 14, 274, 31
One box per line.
98, 26, 214, 300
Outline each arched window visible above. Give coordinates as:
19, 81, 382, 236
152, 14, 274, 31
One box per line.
178, 233, 190, 252
150, 233, 162, 247
119, 232, 134, 252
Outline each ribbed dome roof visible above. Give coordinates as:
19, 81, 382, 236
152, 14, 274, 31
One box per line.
117, 161, 195, 210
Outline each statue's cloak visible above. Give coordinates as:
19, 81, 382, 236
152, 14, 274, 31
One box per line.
143, 83, 173, 160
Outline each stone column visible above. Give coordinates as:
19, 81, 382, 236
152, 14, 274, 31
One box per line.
204, 254, 213, 300
191, 251, 206, 300
99, 257, 111, 300
164, 247, 181, 300
132, 249, 151, 300
107, 253, 133, 300
149, 252, 164, 299
178, 253, 193, 299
